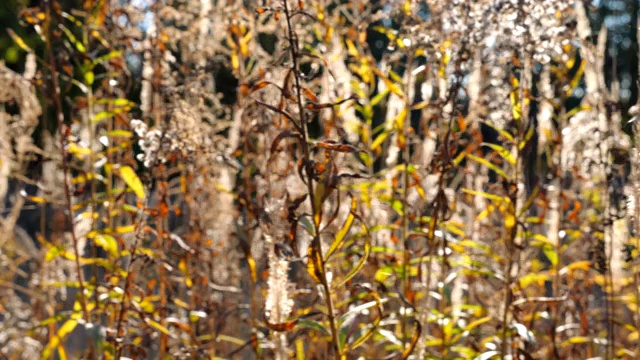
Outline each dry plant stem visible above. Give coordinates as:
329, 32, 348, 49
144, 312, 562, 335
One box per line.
603, 124, 615, 360
549, 105, 566, 359
634, 187, 640, 359
45, 0, 90, 325
282, 1, 340, 358
500, 63, 524, 360
500, 178, 517, 358
104, 73, 117, 335
400, 51, 414, 350
416, 66, 459, 357
234, 42, 258, 354
635, 24, 640, 359
86, 43, 101, 311
45, 1, 95, 358
633, 138, 640, 358
157, 199, 168, 358
438, 92, 457, 356
150, 8, 169, 354
114, 215, 146, 359
115, 9, 162, 354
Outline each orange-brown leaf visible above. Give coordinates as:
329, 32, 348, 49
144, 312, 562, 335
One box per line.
313, 140, 360, 153
265, 318, 298, 332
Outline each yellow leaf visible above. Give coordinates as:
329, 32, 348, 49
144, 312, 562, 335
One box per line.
482, 143, 515, 165
559, 261, 591, 276
240, 31, 252, 56
247, 255, 257, 283
41, 319, 78, 360
307, 244, 324, 283
345, 39, 358, 57
560, 336, 591, 347
296, 338, 306, 360
403, 0, 411, 14
325, 195, 356, 260
371, 67, 404, 98
466, 153, 510, 180
7, 29, 32, 52
476, 204, 495, 222
145, 318, 173, 336
67, 142, 92, 156
119, 165, 145, 199
504, 214, 516, 230
370, 131, 389, 151
115, 225, 135, 234
335, 224, 370, 288
174, 298, 189, 309
231, 50, 239, 71
95, 234, 119, 257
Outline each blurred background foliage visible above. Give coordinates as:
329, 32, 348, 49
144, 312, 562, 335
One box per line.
2, 0, 640, 126
0, 0, 640, 359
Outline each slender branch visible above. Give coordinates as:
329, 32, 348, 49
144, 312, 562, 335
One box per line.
282, 1, 341, 358
400, 50, 414, 350
46, 0, 90, 325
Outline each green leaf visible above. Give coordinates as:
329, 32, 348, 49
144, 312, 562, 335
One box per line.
93, 50, 123, 65
297, 319, 330, 335
60, 25, 86, 53
298, 215, 316, 236
338, 325, 348, 352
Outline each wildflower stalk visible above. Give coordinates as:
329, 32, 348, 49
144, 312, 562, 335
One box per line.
282, 1, 341, 357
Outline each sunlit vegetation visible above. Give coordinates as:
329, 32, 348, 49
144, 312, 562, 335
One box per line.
2, 0, 640, 359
